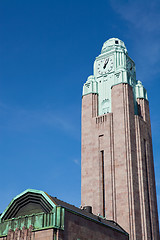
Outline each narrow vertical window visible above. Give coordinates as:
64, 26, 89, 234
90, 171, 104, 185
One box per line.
101, 150, 105, 217
144, 139, 152, 238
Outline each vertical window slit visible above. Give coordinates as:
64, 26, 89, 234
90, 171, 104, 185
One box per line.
101, 150, 105, 217
144, 139, 152, 238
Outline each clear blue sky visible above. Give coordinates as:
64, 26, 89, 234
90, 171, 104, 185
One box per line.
0, 0, 160, 224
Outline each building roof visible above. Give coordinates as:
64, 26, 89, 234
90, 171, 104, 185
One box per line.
0, 189, 128, 237
50, 195, 128, 235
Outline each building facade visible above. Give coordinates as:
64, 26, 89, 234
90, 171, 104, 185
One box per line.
81, 38, 159, 240
0, 189, 128, 240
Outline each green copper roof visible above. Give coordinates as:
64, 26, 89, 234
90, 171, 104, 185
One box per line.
0, 189, 129, 237
82, 37, 148, 115
101, 38, 127, 54
0, 207, 64, 236
0, 189, 65, 237
0, 189, 56, 221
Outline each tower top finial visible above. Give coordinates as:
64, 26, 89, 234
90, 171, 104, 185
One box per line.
101, 38, 127, 54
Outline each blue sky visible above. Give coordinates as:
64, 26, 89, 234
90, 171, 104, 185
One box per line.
0, 0, 160, 225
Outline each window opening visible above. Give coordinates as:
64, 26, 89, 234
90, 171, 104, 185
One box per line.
101, 150, 105, 217
144, 139, 153, 238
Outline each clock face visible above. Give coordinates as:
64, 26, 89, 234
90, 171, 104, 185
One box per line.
97, 57, 114, 75
126, 58, 135, 75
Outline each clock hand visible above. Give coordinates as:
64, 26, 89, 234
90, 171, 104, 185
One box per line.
103, 58, 109, 69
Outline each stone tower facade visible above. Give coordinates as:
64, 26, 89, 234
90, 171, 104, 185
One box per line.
81, 38, 159, 240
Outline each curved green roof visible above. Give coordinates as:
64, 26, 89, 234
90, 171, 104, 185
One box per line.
0, 189, 56, 221
101, 38, 127, 54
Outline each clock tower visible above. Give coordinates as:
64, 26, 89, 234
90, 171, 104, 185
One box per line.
81, 38, 159, 240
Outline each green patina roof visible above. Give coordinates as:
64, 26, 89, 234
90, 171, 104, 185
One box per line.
82, 37, 148, 116
0, 189, 56, 221
0, 189, 127, 237
0, 189, 128, 237
0, 189, 64, 237
101, 38, 127, 54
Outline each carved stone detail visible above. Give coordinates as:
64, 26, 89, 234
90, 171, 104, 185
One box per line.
6, 225, 33, 240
